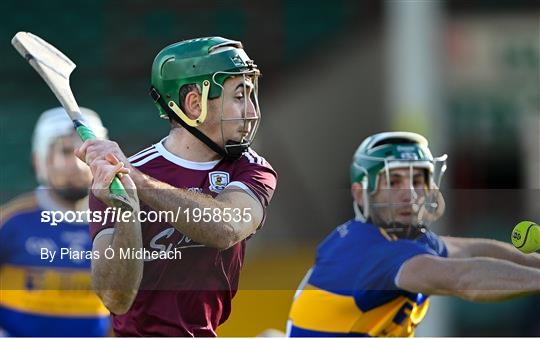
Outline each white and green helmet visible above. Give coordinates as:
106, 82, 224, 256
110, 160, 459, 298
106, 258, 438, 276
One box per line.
351, 131, 447, 227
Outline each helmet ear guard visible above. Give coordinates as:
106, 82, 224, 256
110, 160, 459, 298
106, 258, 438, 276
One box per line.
416, 182, 446, 222
353, 168, 371, 222
150, 86, 231, 159
166, 80, 210, 127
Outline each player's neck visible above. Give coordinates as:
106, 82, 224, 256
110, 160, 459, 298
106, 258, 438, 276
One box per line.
165, 128, 223, 162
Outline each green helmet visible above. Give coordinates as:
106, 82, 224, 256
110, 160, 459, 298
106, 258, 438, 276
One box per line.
351, 132, 439, 193
350, 131, 448, 230
151, 37, 257, 119
149, 37, 260, 159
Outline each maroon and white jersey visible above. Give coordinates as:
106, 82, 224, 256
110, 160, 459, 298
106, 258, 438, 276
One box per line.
89, 137, 277, 336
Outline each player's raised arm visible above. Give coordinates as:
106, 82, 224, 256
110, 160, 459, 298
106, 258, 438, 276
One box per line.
442, 235, 540, 269
90, 154, 143, 315
396, 254, 540, 302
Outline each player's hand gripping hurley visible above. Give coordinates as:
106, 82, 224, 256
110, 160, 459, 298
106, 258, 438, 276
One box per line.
12, 32, 129, 205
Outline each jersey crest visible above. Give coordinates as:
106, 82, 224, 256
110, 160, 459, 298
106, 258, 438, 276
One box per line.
208, 171, 230, 193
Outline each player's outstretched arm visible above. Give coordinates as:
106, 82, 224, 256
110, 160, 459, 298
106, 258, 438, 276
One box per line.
396, 254, 540, 302
90, 154, 143, 315
442, 236, 540, 269
131, 171, 263, 250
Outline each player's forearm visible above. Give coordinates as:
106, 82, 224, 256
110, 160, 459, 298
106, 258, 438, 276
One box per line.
92, 218, 143, 314
131, 170, 243, 249
453, 257, 540, 302
465, 238, 540, 269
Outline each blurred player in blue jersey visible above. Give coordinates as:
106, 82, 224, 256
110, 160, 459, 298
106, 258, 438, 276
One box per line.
0, 107, 111, 336
287, 131, 540, 337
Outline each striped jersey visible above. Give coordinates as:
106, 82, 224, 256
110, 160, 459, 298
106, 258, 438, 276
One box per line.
287, 219, 447, 337
0, 190, 110, 336
89, 137, 277, 336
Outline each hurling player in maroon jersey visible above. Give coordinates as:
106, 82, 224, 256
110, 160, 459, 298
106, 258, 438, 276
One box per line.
75, 37, 277, 336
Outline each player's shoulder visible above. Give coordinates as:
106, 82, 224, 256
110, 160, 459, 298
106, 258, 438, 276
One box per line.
237, 148, 273, 169
377, 231, 444, 259
417, 229, 448, 257
0, 191, 39, 229
318, 220, 379, 254
127, 143, 160, 167
330, 221, 425, 256
341, 220, 388, 241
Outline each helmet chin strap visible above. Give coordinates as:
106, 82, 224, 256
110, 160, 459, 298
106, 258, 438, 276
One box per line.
373, 218, 428, 239
149, 86, 247, 160
389, 223, 427, 239
353, 202, 366, 222
368, 201, 430, 239
225, 140, 249, 159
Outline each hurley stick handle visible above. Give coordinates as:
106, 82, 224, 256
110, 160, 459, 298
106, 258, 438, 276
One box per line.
74, 120, 129, 200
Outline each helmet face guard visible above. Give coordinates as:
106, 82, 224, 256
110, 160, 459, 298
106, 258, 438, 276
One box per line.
212, 70, 261, 159
363, 156, 447, 238
351, 132, 448, 238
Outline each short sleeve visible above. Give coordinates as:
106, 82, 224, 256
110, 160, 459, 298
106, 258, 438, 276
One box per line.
423, 230, 448, 257
231, 149, 277, 209
357, 240, 440, 291
353, 240, 440, 311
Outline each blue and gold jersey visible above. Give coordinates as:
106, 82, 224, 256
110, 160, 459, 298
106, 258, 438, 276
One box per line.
0, 191, 110, 336
287, 219, 447, 337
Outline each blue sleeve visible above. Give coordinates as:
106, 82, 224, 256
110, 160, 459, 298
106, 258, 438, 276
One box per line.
356, 240, 440, 292
425, 230, 448, 257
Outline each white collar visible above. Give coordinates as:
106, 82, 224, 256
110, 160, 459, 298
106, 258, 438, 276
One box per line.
155, 137, 221, 170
